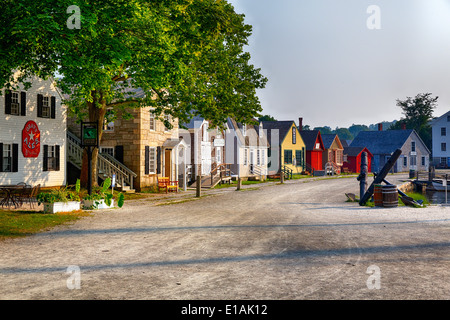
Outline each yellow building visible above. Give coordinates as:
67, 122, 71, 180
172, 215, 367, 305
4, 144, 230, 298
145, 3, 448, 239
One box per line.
262, 121, 306, 175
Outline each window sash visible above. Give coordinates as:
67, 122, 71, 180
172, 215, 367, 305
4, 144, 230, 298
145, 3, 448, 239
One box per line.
149, 147, 156, 174
149, 112, 155, 131
441, 127, 447, 136
2, 144, 12, 172
41, 97, 51, 118
284, 150, 293, 164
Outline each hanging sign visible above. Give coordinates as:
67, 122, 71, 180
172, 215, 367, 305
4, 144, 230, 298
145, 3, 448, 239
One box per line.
22, 120, 40, 158
81, 122, 99, 147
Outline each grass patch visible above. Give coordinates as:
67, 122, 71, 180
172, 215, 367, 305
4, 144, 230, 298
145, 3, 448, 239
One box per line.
0, 209, 90, 241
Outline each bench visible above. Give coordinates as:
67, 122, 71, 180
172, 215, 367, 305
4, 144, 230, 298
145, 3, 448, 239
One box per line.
157, 177, 178, 193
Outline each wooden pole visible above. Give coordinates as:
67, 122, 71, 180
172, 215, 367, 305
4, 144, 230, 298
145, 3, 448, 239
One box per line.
359, 149, 402, 206
237, 177, 241, 191
358, 152, 368, 200
196, 175, 201, 197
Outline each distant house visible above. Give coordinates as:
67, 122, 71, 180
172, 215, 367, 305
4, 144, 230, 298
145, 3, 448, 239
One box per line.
342, 146, 373, 173
179, 115, 226, 184
430, 110, 450, 168
321, 134, 344, 173
262, 120, 306, 175
298, 130, 325, 172
225, 118, 269, 179
350, 129, 430, 173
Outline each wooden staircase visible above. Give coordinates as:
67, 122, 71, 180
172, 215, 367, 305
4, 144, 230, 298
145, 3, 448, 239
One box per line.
67, 131, 137, 193
193, 163, 232, 188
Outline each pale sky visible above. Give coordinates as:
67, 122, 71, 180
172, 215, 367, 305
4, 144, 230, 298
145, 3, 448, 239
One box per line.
228, 0, 450, 129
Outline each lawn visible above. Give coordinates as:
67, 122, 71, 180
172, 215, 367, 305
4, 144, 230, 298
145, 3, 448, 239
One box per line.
0, 209, 90, 241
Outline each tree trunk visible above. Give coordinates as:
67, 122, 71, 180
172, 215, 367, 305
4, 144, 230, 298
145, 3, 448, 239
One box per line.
80, 91, 107, 189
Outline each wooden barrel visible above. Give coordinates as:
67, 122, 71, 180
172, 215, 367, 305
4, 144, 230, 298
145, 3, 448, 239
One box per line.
382, 185, 398, 208
374, 184, 383, 207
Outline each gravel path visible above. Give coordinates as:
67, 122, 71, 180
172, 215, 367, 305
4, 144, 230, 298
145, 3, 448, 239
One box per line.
1, 174, 449, 300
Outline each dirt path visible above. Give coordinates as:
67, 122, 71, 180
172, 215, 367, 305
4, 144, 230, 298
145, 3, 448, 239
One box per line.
1, 175, 449, 300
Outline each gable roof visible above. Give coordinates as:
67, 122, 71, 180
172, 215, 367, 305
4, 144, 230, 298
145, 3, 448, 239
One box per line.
321, 134, 343, 150
350, 129, 426, 154
430, 110, 450, 126
299, 130, 324, 151
261, 121, 297, 146
344, 146, 373, 158
227, 118, 269, 148
181, 115, 206, 130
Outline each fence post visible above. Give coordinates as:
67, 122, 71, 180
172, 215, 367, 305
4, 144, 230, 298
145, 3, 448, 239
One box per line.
280, 169, 284, 184
237, 177, 241, 191
196, 175, 201, 197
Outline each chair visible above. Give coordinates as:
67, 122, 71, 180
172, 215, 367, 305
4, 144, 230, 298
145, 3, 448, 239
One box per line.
157, 177, 170, 193
24, 184, 40, 208
167, 180, 178, 193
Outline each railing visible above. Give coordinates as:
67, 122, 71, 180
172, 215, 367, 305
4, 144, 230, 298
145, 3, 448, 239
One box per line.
281, 165, 293, 179
304, 163, 315, 176
67, 131, 137, 189
210, 163, 232, 185
325, 161, 340, 175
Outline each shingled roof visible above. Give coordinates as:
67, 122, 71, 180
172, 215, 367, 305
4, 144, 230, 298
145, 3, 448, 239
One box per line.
261, 121, 297, 146
344, 146, 372, 157
350, 129, 418, 154
299, 130, 324, 151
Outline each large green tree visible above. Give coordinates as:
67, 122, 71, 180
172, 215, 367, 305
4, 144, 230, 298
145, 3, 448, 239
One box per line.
389, 93, 437, 151
0, 0, 267, 187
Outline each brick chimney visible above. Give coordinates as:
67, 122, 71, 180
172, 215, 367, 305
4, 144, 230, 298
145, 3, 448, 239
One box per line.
299, 117, 303, 130
401, 122, 406, 130
378, 123, 383, 131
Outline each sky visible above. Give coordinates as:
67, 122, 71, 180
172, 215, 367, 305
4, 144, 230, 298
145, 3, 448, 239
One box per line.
228, 0, 450, 129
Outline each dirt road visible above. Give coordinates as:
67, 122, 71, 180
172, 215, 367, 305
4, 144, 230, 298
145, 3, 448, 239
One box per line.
1, 175, 450, 300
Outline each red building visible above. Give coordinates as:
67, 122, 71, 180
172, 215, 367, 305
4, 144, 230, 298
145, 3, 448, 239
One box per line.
342, 146, 373, 173
299, 129, 324, 172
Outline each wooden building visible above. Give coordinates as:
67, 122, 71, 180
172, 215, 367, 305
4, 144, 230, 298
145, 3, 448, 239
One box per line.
342, 146, 373, 173
298, 129, 325, 173
321, 133, 344, 174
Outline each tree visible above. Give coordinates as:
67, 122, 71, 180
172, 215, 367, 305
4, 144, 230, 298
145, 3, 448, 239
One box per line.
348, 124, 370, 137
1, 0, 267, 187
334, 128, 353, 141
313, 126, 333, 135
389, 93, 437, 150
258, 115, 276, 122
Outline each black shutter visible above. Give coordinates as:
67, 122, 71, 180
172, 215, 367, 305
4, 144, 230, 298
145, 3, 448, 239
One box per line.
50, 96, 56, 119
37, 94, 43, 118
145, 146, 150, 175
115, 145, 124, 163
5, 91, 11, 115
12, 144, 18, 172
156, 146, 161, 174
0, 143, 3, 172
21, 92, 26, 116
43, 145, 48, 171
55, 145, 60, 171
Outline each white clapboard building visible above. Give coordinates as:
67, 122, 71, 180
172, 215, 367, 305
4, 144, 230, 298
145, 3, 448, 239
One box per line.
0, 72, 66, 187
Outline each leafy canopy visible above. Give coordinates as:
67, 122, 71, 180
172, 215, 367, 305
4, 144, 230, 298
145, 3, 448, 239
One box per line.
0, 0, 267, 127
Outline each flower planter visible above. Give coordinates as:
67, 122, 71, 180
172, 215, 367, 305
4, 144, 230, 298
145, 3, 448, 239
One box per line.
43, 201, 81, 214
82, 199, 115, 210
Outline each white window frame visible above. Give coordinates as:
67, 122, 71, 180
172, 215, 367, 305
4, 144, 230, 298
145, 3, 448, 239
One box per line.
2, 143, 12, 172
47, 145, 57, 171
42, 96, 51, 118
149, 112, 156, 131
244, 148, 248, 165
10, 92, 20, 116
149, 147, 156, 174
411, 141, 416, 152
257, 149, 260, 165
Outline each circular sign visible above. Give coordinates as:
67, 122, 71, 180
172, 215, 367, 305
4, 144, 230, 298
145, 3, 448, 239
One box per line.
22, 120, 40, 158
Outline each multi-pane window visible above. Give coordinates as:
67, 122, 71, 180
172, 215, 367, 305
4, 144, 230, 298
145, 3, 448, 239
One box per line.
410, 155, 416, 166
10, 92, 20, 115
244, 148, 248, 165
257, 149, 260, 165
411, 141, 416, 152
442, 127, 447, 136
261, 150, 265, 166
47, 146, 56, 170
284, 150, 293, 164
441, 157, 447, 166
292, 127, 296, 144
149, 112, 155, 131
295, 150, 303, 167
421, 156, 426, 166
2, 144, 12, 172
41, 96, 51, 118
442, 143, 447, 152
403, 156, 407, 167
149, 147, 156, 174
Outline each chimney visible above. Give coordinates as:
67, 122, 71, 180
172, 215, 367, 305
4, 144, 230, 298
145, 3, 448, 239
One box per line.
401, 122, 406, 130
299, 117, 303, 130
378, 123, 383, 131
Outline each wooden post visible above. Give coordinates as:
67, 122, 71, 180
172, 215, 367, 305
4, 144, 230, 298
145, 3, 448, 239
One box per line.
196, 175, 201, 197
280, 169, 284, 184
237, 177, 241, 190
359, 149, 402, 206
358, 152, 368, 200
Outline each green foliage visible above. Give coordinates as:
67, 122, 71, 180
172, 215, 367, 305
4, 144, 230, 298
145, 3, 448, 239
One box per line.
82, 178, 125, 208
258, 115, 276, 122
36, 187, 80, 204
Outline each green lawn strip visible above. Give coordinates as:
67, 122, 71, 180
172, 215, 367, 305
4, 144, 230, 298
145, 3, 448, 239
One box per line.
0, 210, 90, 241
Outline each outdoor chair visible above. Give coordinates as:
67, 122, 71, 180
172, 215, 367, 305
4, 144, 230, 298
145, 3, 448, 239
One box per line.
157, 178, 178, 193
19, 184, 40, 208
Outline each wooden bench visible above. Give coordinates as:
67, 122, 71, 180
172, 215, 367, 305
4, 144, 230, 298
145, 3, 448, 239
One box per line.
157, 177, 178, 193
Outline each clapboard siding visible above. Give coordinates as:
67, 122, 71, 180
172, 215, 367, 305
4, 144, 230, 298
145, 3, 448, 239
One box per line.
0, 73, 66, 187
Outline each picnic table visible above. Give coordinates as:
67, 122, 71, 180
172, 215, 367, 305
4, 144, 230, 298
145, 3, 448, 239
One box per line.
0, 185, 26, 208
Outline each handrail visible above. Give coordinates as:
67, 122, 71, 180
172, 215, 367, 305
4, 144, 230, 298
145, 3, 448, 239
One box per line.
67, 131, 137, 189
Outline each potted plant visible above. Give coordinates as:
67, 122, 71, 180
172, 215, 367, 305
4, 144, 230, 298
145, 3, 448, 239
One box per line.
36, 180, 81, 214
82, 177, 125, 210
